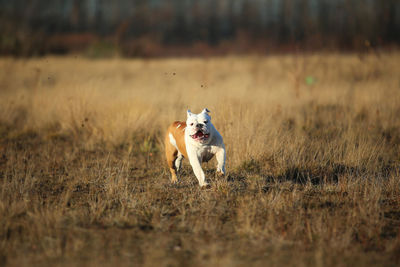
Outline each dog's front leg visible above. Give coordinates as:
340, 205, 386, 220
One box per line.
188, 152, 208, 187
216, 146, 226, 176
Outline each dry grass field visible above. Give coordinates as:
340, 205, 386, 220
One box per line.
0, 52, 400, 266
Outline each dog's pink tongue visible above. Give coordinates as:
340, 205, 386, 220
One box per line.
197, 131, 204, 137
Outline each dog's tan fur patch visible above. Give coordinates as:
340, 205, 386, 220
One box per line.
164, 121, 187, 182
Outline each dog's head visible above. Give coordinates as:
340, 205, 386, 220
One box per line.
186, 108, 213, 144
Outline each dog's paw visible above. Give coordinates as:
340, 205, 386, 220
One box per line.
216, 171, 225, 177
199, 182, 211, 189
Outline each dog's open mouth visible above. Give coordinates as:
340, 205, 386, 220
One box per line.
191, 130, 210, 141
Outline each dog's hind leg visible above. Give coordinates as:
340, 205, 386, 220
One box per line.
166, 150, 178, 183
175, 152, 183, 172
165, 133, 179, 183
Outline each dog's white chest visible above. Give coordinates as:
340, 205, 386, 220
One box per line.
198, 146, 215, 163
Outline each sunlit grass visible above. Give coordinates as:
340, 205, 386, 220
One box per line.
0, 53, 399, 266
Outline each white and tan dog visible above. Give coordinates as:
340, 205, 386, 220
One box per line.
165, 108, 226, 187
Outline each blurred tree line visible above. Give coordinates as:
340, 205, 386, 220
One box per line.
0, 0, 399, 56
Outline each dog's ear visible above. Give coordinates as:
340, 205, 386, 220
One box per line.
202, 108, 210, 114
187, 110, 193, 118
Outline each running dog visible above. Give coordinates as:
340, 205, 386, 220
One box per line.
164, 108, 226, 187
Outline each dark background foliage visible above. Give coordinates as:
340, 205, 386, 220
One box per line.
1, 0, 399, 56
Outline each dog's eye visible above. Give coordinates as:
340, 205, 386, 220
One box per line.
190, 123, 193, 126
204, 120, 208, 124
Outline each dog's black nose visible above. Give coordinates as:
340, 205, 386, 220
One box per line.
196, 123, 203, 128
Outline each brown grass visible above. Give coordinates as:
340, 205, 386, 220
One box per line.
0, 53, 400, 266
